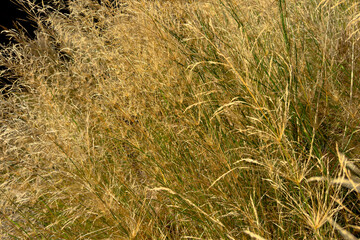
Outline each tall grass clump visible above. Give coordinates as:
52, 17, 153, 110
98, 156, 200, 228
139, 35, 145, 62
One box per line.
1, 0, 359, 238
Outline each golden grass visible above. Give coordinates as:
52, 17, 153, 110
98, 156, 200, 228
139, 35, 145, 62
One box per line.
0, 0, 360, 238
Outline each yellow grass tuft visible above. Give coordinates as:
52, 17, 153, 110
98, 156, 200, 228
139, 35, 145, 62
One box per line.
0, 0, 360, 238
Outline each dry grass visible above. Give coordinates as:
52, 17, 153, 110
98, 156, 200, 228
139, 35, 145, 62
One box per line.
0, 0, 360, 239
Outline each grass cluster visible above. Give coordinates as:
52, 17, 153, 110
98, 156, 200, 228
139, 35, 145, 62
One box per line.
1, 0, 360, 239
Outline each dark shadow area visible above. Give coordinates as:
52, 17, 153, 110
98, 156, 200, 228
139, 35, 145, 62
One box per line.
0, 0, 120, 96
0, 0, 72, 96
0, 0, 73, 45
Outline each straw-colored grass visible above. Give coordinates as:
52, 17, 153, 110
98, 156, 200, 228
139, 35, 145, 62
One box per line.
1, 0, 359, 239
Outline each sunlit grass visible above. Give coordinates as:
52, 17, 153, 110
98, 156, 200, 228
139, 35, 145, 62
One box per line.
0, 0, 359, 238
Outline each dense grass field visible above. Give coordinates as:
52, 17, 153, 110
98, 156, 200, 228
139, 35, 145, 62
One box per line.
1, 0, 360, 239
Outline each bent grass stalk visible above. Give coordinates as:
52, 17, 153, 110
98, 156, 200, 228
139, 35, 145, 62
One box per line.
0, 0, 359, 239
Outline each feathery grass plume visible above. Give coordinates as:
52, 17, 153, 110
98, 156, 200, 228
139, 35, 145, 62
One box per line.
0, 0, 359, 238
